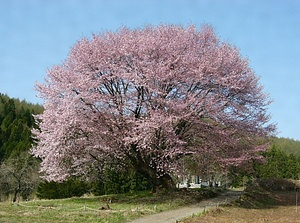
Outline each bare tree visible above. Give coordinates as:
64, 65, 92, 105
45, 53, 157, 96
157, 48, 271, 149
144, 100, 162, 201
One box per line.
0, 152, 40, 202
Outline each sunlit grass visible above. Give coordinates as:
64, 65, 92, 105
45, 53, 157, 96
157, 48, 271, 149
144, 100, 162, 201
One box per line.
0, 189, 217, 223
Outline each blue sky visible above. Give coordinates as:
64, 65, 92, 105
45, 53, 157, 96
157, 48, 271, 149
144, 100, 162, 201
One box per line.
0, 0, 299, 140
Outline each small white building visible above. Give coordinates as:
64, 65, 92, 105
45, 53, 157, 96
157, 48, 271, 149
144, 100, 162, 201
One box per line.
176, 175, 222, 189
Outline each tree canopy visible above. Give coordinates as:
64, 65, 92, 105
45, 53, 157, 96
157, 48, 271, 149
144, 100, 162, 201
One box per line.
32, 24, 275, 191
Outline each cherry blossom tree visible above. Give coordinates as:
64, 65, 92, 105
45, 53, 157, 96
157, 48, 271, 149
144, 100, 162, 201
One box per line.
32, 25, 275, 192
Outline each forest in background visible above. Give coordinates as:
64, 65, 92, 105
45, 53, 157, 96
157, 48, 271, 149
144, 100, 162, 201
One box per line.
0, 93, 43, 162
270, 137, 300, 156
0, 93, 299, 201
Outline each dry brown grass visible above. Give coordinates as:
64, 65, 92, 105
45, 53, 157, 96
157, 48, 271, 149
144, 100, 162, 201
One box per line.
184, 205, 300, 223
183, 186, 300, 223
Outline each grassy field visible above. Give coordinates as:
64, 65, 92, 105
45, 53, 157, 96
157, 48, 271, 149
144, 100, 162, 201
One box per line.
182, 180, 300, 223
0, 189, 218, 223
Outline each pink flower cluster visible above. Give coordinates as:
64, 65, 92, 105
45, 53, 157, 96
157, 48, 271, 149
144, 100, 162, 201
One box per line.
32, 25, 275, 181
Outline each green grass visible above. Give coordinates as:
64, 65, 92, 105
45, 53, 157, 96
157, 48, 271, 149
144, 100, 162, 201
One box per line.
0, 189, 218, 223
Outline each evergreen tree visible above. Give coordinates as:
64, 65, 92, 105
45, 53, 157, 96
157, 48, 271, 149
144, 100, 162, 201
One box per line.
0, 94, 43, 201
254, 146, 300, 179
0, 94, 42, 162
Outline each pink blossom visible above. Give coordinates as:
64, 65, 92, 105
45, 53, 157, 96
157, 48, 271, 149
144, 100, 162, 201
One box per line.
31, 24, 275, 184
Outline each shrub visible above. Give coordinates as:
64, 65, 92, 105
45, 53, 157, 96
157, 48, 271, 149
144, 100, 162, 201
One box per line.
37, 178, 90, 199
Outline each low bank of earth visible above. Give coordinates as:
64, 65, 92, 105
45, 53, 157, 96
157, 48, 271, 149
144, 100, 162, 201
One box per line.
182, 179, 300, 223
182, 191, 299, 223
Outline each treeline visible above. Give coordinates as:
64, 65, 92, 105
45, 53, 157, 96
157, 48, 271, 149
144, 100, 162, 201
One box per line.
0, 93, 43, 162
0, 93, 299, 201
271, 137, 300, 156
229, 145, 300, 187
255, 145, 300, 179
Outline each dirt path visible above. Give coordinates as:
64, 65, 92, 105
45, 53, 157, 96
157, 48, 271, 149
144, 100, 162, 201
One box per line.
130, 189, 242, 223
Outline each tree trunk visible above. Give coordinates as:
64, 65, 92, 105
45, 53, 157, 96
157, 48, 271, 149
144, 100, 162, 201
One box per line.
128, 144, 177, 193
13, 189, 19, 203
151, 174, 176, 193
